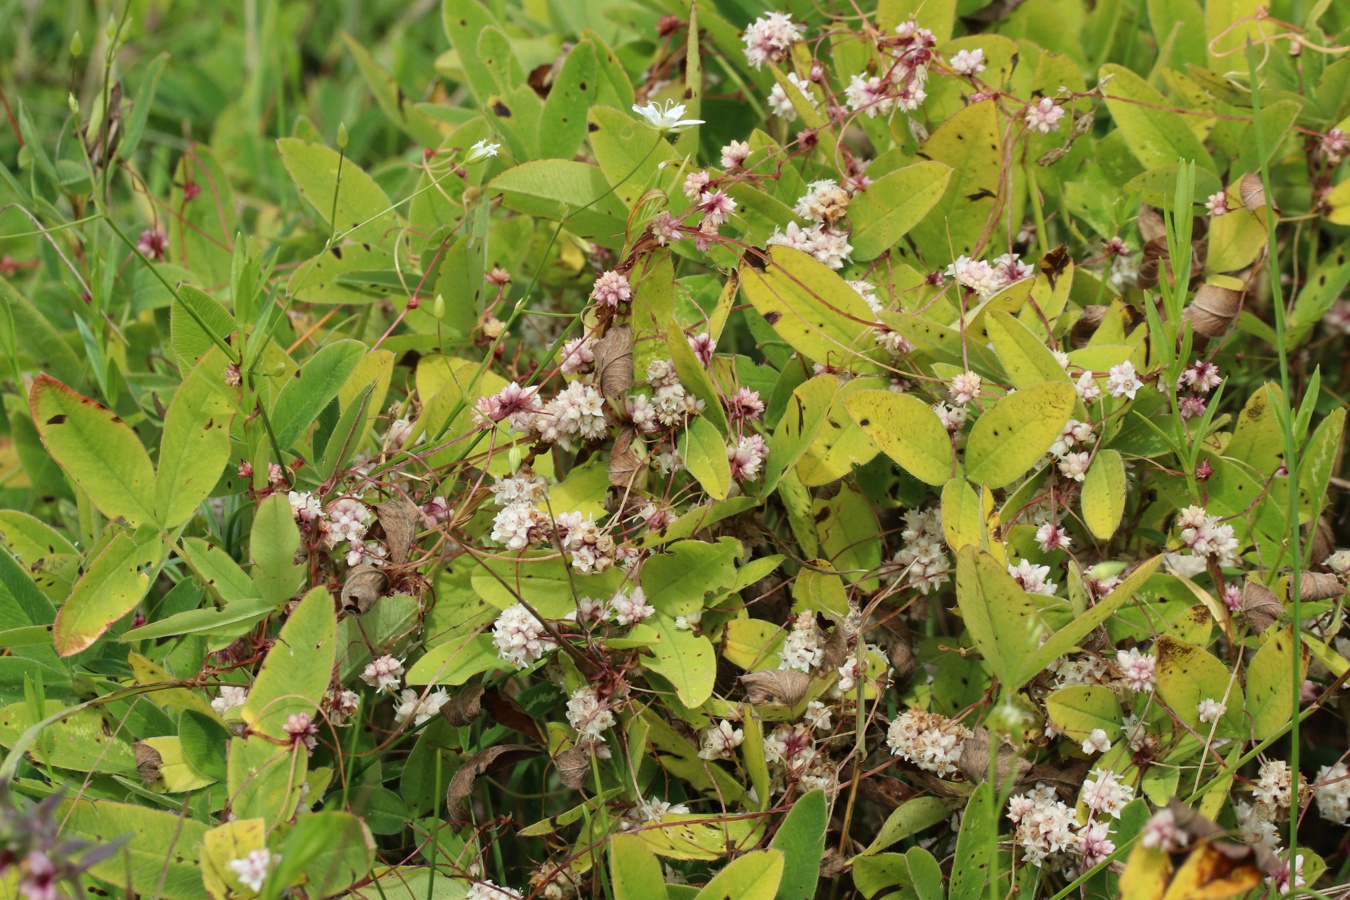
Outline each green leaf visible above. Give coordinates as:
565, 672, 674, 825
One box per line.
681, 417, 732, 500
644, 539, 741, 616
123, 595, 279, 642
1246, 625, 1310, 740
0, 510, 77, 561
404, 633, 501, 685
771, 789, 827, 900
54, 529, 160, 656
30, 375, 157, 526
1082, 449, 1127, 540
171, 284, 236, 373
588, 105, 677, 209
1046, 685, 1123, 741
795, 377, 886, 486
949, 781, 996, 900
986, 310, 1072, 388
844, 390, 954, 485
242, 587, 336, 740
270, 339, 366, 451
954, 546, 1042, 691
278, 137, 399, 243
59, 799, 209, 900
487, 160, 630, 247
737, 246, 879, 370
227, 733, 309, 830
848, 162, 953, 260
762, 375, 838, 492
1100, 64, 1216, 173
964, 381, 1077, 489
646, 613, 717, 708
859, 796, 949, 857
178, 537, 258, 603
156, 349, 238, 527
667, 318, 729, 436
1028, 556, 1162, 674
251, 494, 305, 607
612, 833, 669, 900
539, 42, 597, 160
941, 478, 995, 556
276, 811, 375, 899
906, 100, 1002, 264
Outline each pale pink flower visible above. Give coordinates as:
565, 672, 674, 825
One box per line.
590, 270, 633, 310
1025, 98, 1065, 134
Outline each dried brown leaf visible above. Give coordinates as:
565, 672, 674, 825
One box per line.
1184, 284, 1242, 337
817, 626, 851, 675
1069, 305, 1110, 349
1311, 518, 1335, 565
483, 687, 546, 745
134, 742, 162, 786
446, 744, 540, 810
609, 427, 643, 487
857, 773, 918, 810
554, 742, 596, 790
1300, 571, 1343, 601
375, 498, 420, 566
1138, 205, 1166, 243
1242, 581, 1284, 633
1022, 757, 1089, 801
888, 638, 915, 682
1238, 172, 1266, 210
958, 728, 1031, 786
340, 564, 387, 615
594, 325, 634, 398
739, 670, 810, 707
440, 683, 485, 727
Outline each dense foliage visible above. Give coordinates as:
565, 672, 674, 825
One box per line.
2, 0, 1350, 898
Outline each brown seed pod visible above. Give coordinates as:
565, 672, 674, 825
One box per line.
1184, 284, 1243, 337
593, 325, 634, 398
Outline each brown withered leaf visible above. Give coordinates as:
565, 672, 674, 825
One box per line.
857, 772, 918, 809
1039, 245, 1071, 288
1311, 517, 1335, 565
1021, 757, 1089, 801
1238, 172, 1266, 211
1069, 305, 1110, 349
740, 670, 810, 707
340, 564, 387, 615
609, 427, 643, 487
1242, 581, 1284, 633
1184, 284, 1242, 337
554, 742, 597, 790
957, 728, 1032, 786
440, 683, 485, 727
1166, 798, 1279, 880
134, 742, 162, 786
888, 638, 915, 682
819, 848, 849, 879
375, 498, 420, 566
817, 626, 851, 675
446, 744, 540, 810
1138, 205, 1167, 243
1300, 571, 1343, 601
1136, 235, 1169, 290
483, 687, 546, 745
594, 325, 634, 398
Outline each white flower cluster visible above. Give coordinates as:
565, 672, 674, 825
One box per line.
1079, 767, 1135, 818
490, 501, 550, 551
619, 797, 691, 831
763, 722, 837, 796
556, 511, 616, 575
466, 881, 523, 900
742, 12, 802, 68
768, 72, 812, 120
1176, 505, 1239, 563
492, 603, 558, 668
779, 612, 825, 672
888, 507, 950, 594
608, 587, 655, 626
1008, 558, 1056, 596
1008, 785, 1110, 869
1316, 762, 1350, 824
361, 655, 405, 694
698, 719, 744, 760
1115, 647, 1157, 693
767, 221, 854, 270
394, 687, 449, 726
842, 19, 935, 119
885, 708, 972, 776
945, 253, 1034, 298
565, 685, 616, 741
212, 685, 248, 717
324, 497, 372, 548
228, 848, 280, 892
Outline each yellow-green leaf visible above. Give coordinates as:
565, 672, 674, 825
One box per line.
203, 818, 265, 900
242, 586, 336, 740
646, 613, 716, 708
54, 529, 160, 656
964, 381, 1076, 489
30, 374, 157, 526
954, 546, 1043, 691
1099, 64, 1216, 173
681, 417, 731, 500
156, 349, 238, 527
695, 849, 783, 900
60, 799, 209, 900
1246, 626, 1310, 740
986, 310, 1071, 388
848, 162, 953, 260
278, 137, 398, 243
844, 390, 953, 486
1082, 449, 1126, 540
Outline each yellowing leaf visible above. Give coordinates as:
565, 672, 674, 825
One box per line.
611, 834, 669, 900
1046, 685, 1123, 741
695, 849, 783, 900
1082, 449, 1127, 539
795, 378, 885, 486
738, 246, 880, 370
848, 162, 953, 260
763, 375, 838, 491
634, 813, 761, 861
30, 375, 157, 526
906, 100, 1002, 264
954, 546, 1043, 691
646, 614, 716, 707
964, 381, 1076, 489
1246, 625, 1310, 740
139, 736, 216, 792
1100, 64, 1216, 173
681, 417, 731, 500
940, 478, 1002, 562
156, 348, 237, 528
278, 137, 399, 243
844, 390, 954, 485
54, 529, 161, 657
203, 818, 266, 899
986, 310, 1071, 388
1155, 636, 1243, 736
60, 800, 208, 900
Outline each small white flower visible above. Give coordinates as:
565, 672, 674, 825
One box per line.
466, 881, 523, 900
632, 99, 705, 132
1197, 697, 1227, 725
228, 848, 279, 893
361, 655, 405, 694
393, 688, 449, 727
212, 685, 248, 717
566, 685, 616, 741
1206, 191, 1229, 217
1106, 361, 1144, 399
1081, 728, 1111, 754
699, 719, 744, 760
466, 139, 500, 164
949, 48, 986, 76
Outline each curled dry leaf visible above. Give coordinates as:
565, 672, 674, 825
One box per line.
440, 682, 485, 727
340, 564, 387, 615
739, 670, 811, 707
1138, 205, 1166, 243
375, 498, 420, 566
593, 325, 634, 398
888, 638, 915, 682
1023, 757, 1090, 801
1238, 172, 1266, 211
857, 772, 918, 809
1242, 581, 1284, 633
1069, 305, 1110, 349
817, 625, 851, 674
957, 727, 1032, 786
609, 427, 643, 487
134, 742, 162, 786
1299, 571, 1343, 601
554, 742, 597, 790
446, 744, 540, 810
483, 687, 546, 745
1184, 284, 1242, 337
1136, 236, 1169, 290
819, 848, 850, 880
1311, 517, 1335, 565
